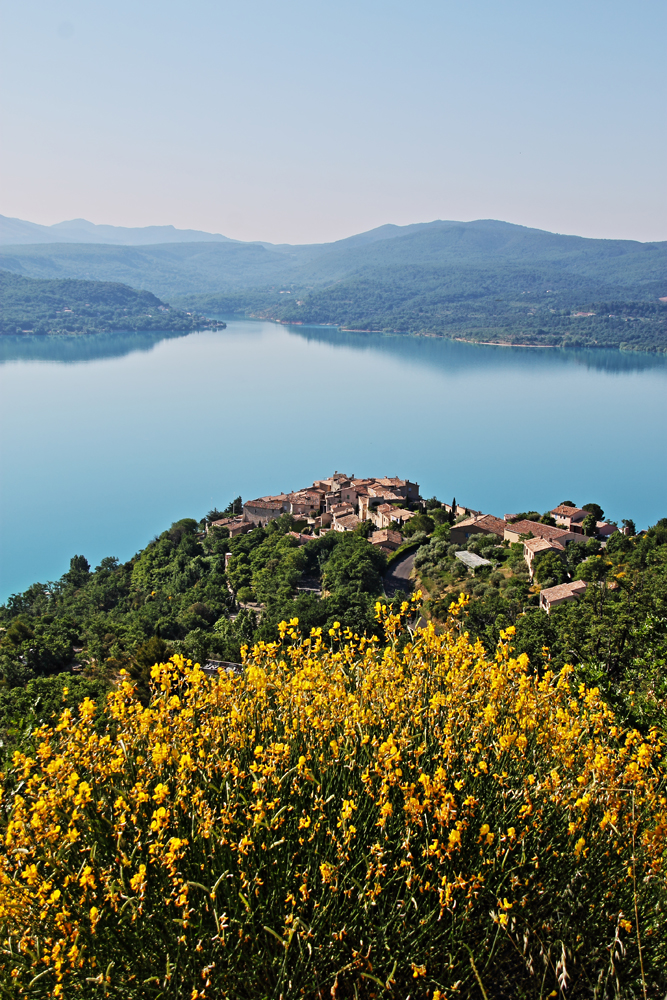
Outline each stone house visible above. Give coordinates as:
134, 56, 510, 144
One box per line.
551, 505, 587, 533
369, 529, 403, 554
288, 531, 313, 545
333, 513, 361, 532
522, 536, 566, 578
596, 521, 618, 538
445, 502, 482, 518
370, 504, 415, 529
539, 580, 587, 613
243, 497, 289, 526
503, 520, 580, 546
287, 491, 323, 517
449, 514, 506, 546
210, 516, 253, 538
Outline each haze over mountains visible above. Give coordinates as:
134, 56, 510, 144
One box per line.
0, 215, 233, 247
0, 216, 664, 297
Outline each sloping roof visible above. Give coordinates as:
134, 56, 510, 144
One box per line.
551, 505, 586, 519
474, 515, 505, 535
371, 529, 402, 544
289, 490, 322, 500
505, 520, 574, 542
540, 580, 587, 602
245, 498, 284, 510
331, 504, 355, 517
288, 532, 313, 545
453, 514, 505, 536
335, 514, 361, 530
523, 536, 565, 554
453, 515, 479, 528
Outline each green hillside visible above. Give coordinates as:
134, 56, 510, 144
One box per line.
2, 220, 665, 349
249, 268, 666, 351
1, 502, 666, 745
0, 271, 224, 336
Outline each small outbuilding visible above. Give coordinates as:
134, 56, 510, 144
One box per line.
455, 551, 492, 574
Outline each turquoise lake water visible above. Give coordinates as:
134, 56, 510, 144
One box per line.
1, 319, 666, 601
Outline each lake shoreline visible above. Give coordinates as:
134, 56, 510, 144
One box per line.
244, 315, 667, 356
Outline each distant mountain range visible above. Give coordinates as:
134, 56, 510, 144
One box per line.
0, 215, 234, 246
1, 216, 665, 350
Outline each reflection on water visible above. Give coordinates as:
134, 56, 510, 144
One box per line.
285, 324, 667, 376
0, 329, 192, 365
1, 322, 665, 375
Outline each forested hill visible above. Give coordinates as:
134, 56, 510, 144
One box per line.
0, 271, 224, 336
1, 219, 665, 349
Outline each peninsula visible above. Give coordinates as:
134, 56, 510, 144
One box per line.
0, 271, 225, 336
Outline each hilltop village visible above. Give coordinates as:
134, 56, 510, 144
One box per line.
211, 473, 420, 552
208, 472, 623, 613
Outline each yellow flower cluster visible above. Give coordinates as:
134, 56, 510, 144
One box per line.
0, 594, 665, 998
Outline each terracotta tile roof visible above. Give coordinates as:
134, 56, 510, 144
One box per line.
453, 514, 505, 536
505, 520, 575, 542
245, 499, 284, 510
335, 514, 361, 530
523, 537, 565, 554
371, 529, 402, 544
540, 580, 587, 602
551, 505, 586, 519
288, 531, 313, 544
331, 504, 355, 516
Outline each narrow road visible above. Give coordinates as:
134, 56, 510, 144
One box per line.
383, 551, 416, 596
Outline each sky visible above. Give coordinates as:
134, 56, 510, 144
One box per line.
1, 0, 665, 245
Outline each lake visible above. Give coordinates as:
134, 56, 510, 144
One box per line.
1, 320, 666, 601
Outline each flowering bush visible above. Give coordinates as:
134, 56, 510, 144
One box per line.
1, 595, 665, 998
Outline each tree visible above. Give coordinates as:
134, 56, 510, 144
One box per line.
559, 500, 576, 508
622, 518, 637, 536
430, 507, 450, 526
206, 508, 226, 523
582, 502, 604, 522
539, 512, 556, 526
582, 513, 598, 537
575, 556, 610, 584
533, 550, 567, 587
129, 636, 174, 705
354, 519, 374, 539
322, 535, 386, 596
223, 496, 243, 516
402, 513, 435, 537
63, 555, 91, 588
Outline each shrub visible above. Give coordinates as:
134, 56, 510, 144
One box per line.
0, 597, 665, 998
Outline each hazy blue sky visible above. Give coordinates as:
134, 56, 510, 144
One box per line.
1, 0, 665, 244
